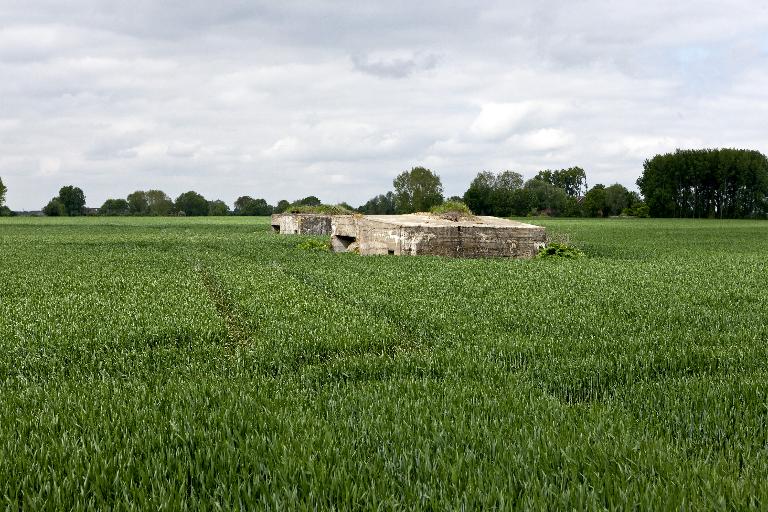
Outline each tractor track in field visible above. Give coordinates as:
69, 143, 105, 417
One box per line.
193, 260, 252, 348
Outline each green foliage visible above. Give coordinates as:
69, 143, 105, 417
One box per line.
0, 177, 6, 208
393, 166, 444, 213
296, 195, 322, 207
429, 200, 473, 215
358, 192, 396, 214
174, 191, 209, 216
535, 167, 588, 197
42, 197, 65, 216
234, 196, 273, 216
523, 178, 569, 215
464, 170, 524, 216
536, 242, 585, 259
285, 204, 353, 215
0, 206, 13, 217
99, 198, 130, 216
583, 184, 608, 217
127, 190, 149, 215
0, 217, 767, 509
274, 199, 291, 213
638, 148, 768, 218
58, 185, 86, 216
295, 238, 331, 251
207, 199, 231, 216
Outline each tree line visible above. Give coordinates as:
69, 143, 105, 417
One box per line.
359, 166, 647, 218
4, 147, 766, 219
637, 148, 768, 218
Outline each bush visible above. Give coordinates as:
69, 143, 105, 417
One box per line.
429, 201, 473, 215
296, 238, 330, 252
536, 243, 584, 259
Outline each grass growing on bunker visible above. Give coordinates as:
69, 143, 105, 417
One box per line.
0, 216, 767, 509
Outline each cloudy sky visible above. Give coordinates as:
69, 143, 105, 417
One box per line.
1, 1, 767, 210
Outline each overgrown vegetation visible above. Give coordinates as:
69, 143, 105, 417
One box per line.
284, 204, 354, 215
429, 200, 473, 216
536, 242, 585, 259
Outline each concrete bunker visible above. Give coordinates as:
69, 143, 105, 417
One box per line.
270, 213, 336, 236
331, 214, 546, 259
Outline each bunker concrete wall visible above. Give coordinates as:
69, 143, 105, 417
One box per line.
271, 214, 334, 235
330, 215, 546, 259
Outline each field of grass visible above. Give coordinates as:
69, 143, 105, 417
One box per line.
1, 216, 767, 510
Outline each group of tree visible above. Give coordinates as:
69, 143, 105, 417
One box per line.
360, 167, 444, 214
43, 186, 87, 216
31, 148, 768, 219
637, 148, 768, 218
357, 165, 645, 218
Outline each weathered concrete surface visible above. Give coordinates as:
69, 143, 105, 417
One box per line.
331, 214, 546, 258
271, 213, 334, 235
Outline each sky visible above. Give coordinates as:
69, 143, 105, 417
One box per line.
1, 1, 767, 210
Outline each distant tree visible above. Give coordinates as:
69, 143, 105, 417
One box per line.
234, 196, 273, 216
296, 196, 322, 207
275, 199, 291, 213
127, 191, 149, 215
337, 202, 355, 211
463, 170, 525, 216
58, 186, 86, 216
583, 184, 608, 217
42, 197, 65, 216
175, 191, 209, 216
99, 198, 130, 216
0, 177, 6, 208
358, 192, 396, 214
638, 148, 768, 218
535, 167, 588, 197
604, 184, 633, 216
146, 190, 174, 216
393, 166, 444, 213
523, 179, 569, 215
207, 200, 230, 216
447, 195, 463, 202
463, 171, 496, 215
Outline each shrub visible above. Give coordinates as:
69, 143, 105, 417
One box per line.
429, 201, 473, 215
536, 242, 584, 259
296, 238, 330, 251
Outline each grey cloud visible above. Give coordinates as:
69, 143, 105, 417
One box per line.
351, 52, 440, 79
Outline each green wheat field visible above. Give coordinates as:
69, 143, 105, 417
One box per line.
1, 217, 767, 510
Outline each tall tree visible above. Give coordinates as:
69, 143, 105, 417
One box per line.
58, 185, 86, 216
604, 184, 633, 216
463, 171, 496, 215
127, 191, 149, 215
146, 190, 174, 216
175, 191, 208, 216
207, 200, 230, 216
393, 166, 444, 213
535, 167, 588, 197
583, 184, 608, 217
0, 177, 6, 208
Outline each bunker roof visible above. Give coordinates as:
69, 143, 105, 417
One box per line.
363, 214, 542, 229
